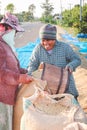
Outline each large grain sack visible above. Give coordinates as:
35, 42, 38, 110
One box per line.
13, 79, 47, 130
20, 88, 87, 130
64, 122, 87, 130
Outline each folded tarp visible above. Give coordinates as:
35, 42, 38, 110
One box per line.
77, 33, 87, 38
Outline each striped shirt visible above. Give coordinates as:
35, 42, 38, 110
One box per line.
28, 40, 81, 97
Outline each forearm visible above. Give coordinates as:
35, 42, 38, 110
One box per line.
66, 45, 81, 71
28, 54, 40, 75
66, 56, 81, 71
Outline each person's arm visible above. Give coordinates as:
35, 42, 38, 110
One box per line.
0, 47, 33, 86
28, 45, 40, 75
20, 68, 28, 74
65, 44, 81, 73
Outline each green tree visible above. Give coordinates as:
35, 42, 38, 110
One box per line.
62, 5, 80, 27
5, 3, 15, 13
41, 0, 54, 16
79, 3, 87, 33
28, 4, 36, 20
40, 0, 54, 23
82, 4, 87, 22
61, 3, 87, 33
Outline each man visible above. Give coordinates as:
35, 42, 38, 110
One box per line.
28, 24, 81, 99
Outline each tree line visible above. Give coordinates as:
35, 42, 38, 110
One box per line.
0, 0, 87, 33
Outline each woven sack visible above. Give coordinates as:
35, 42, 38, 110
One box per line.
64, 122, 87, 130
20, 88, 87, 130
32, 62, 69, 94
13, 79, 47, 130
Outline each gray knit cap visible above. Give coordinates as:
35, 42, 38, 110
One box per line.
39, 24, 57, 40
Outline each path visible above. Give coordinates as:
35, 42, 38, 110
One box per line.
15, 22, 44, 48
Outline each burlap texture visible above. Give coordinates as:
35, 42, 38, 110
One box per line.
13, 79, 46, 130
20, 88, 87, 130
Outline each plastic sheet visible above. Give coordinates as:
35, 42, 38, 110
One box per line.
16, 38, 40, 68
61, 33, 87, 56
77, 33, 87, 38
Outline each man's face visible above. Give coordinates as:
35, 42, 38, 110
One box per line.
41, 39, 56, 51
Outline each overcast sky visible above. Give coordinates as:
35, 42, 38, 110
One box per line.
0, 0, 85, 17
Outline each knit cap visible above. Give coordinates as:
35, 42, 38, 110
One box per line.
39, 24, 57, 40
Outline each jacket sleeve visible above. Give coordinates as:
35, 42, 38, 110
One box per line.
0, 46, 20, 86
28, 45, 40, 75
65, 44, 81, 71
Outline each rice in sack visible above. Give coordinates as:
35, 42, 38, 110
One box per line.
20, 87, 87, 130
64, 122, 87, 130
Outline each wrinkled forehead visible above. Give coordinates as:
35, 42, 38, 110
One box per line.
0, 23, 5, 26
0, 23, 12, 32
0, 23, 11, 27
0, 24, 5, 31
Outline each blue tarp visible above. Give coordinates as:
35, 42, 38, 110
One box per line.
61, 33, 87, 56
62, 33, 79, 42
79, 48, 87, 54
16, 38, 40, 68
77, 33, 87, 38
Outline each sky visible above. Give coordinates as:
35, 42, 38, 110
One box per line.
0, 0, 85, 17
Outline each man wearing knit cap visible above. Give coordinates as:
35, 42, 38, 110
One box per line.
28, 24, 81, 99
39, 24, 57, 40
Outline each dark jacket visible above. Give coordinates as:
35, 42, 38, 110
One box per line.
0, 36, 27, 105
